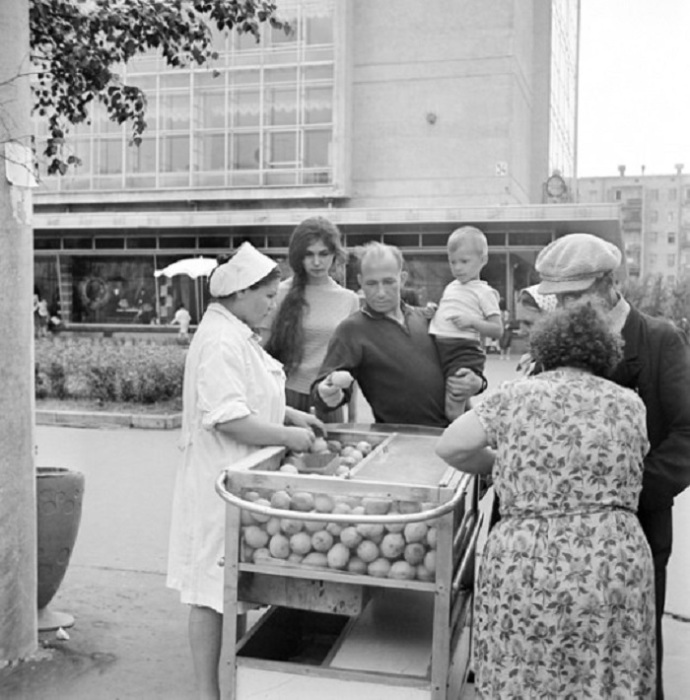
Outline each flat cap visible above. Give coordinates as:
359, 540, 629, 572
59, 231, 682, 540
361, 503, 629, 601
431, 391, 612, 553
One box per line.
536, 233, 622, 295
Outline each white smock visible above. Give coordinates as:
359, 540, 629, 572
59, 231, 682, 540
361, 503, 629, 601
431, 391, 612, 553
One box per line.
167, 302, 286, 613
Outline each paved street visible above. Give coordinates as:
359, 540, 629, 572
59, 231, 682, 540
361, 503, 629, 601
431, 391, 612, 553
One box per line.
1, 354, 688, 698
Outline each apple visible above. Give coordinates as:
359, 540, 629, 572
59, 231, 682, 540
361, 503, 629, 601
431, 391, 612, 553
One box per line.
348, 449, 364, 463
310, 437, 329, 453
338, 456, 357, 469
330, 370, 354, 388
326, 439, 342, 453
355, 440, 372, 456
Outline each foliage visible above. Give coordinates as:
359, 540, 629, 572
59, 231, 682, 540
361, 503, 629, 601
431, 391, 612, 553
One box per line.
29, 0, 287, 174
668, 275, 690, 323
622, 273, 690, 324
35, 336, 187, 404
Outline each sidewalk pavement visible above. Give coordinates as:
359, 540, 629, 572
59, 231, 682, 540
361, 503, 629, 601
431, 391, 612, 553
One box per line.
3, 426, 194, 700
2, 354, 690, 698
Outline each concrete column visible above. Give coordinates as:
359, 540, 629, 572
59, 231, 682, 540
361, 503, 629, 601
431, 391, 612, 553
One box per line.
0, 0, 38, 663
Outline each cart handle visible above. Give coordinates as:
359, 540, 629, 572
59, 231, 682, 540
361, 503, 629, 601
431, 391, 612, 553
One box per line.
215, 471, 472, 525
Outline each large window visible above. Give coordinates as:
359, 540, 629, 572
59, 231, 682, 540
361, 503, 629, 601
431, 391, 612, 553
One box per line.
35, 254, 211, 325
39, 0, 337, 192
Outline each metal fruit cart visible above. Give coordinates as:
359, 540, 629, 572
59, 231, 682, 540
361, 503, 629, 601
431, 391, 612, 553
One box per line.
215, 424, 482, 700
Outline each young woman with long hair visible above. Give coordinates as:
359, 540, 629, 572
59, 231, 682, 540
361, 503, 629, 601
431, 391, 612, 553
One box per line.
264, 217, 360, 421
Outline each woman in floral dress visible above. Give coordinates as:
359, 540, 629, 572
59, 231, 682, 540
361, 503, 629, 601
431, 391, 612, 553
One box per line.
436, 302, 656, 698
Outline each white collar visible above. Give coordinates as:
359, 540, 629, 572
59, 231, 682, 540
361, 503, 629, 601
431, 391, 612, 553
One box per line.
207, 302, 255, 340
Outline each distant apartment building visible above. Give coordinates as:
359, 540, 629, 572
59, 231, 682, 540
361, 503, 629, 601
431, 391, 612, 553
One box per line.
577, 165, 690, 283
32, 0, 617, 326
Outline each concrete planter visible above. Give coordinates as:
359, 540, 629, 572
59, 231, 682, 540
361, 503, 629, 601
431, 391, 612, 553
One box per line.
36, 467, 85, 630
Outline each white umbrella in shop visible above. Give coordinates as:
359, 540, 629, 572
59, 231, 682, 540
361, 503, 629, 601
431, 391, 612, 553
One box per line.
153, 257, 218, 280
154, 257, 218, 322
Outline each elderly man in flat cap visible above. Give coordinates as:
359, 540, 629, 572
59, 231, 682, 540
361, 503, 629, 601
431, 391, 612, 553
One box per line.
536, 232, 690, 699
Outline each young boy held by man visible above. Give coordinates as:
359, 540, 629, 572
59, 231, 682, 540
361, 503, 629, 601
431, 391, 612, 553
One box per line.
429, 226, 502, 421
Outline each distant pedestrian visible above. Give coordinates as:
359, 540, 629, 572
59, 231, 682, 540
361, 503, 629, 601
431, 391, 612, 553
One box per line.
498, 309, 513, 359
170, 303, 192, 338
34, 294, 49, 338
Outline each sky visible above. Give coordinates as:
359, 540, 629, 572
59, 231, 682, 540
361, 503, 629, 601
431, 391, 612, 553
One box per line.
577, 0, 690, 177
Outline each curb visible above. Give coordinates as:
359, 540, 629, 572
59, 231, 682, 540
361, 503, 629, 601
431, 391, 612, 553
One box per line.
36, 410, 182, 430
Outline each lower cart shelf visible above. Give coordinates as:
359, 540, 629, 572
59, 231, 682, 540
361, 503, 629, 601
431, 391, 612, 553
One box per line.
232, 588, 473, 700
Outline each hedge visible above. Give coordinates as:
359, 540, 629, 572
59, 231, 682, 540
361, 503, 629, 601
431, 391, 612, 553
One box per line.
35, 337, 187, 404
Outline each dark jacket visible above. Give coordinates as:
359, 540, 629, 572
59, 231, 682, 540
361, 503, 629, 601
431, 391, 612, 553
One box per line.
311, 304, 448, 427
611, 305, 690, 511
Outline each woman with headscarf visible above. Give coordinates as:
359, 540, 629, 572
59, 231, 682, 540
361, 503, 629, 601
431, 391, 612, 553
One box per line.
436, 302, 656, 698
514, 284, 557, 374
167, 242, 324, 699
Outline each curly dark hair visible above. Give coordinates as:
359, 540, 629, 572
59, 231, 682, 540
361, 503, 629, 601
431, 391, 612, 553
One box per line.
264, 217, 347, 375
529, 301, 622, 377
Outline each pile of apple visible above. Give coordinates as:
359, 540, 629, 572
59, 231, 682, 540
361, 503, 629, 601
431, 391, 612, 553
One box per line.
239, 489, 438, 582
278, 437, 374, 479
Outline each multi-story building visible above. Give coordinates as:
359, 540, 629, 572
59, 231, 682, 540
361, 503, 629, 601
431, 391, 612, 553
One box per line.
577, 165, 690, 282
32, 0, 618, 326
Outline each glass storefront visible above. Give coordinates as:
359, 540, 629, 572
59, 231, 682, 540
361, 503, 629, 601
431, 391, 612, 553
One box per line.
34, 223, 563, 328
34, 253, 212, 326
35, 0, 337, 192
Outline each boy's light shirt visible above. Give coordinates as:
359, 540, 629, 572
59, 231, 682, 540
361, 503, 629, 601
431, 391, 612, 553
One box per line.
429, 279, 501, 339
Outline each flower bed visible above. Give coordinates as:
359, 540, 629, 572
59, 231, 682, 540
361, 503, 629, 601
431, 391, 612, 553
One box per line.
35, 336, 186, 405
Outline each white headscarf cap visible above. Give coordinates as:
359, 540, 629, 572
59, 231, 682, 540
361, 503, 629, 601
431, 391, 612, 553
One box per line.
209, 242, 277, 297
521, 285, 557, 313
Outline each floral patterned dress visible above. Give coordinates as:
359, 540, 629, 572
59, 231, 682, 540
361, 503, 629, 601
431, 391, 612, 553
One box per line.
473, 368, 656, 699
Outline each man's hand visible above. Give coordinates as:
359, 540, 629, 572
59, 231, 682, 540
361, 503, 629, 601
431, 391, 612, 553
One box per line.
317, 371, 353, 407
422, 302, 438, 319
447, 368, 482, 401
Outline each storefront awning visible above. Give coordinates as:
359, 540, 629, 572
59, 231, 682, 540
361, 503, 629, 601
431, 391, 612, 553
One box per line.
33, 202, 622, 248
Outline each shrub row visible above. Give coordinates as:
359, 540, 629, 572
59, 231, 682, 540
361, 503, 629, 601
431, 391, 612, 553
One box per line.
35, 337, 187, 404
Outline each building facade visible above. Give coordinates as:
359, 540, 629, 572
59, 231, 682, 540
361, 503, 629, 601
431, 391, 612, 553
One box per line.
32, 0, 601, 327
577, 166, 690, 282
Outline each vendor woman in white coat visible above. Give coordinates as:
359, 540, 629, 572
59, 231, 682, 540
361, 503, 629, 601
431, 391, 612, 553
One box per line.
167, 242, 324, 699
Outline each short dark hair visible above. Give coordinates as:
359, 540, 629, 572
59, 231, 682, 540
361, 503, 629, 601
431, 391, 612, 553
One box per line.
530, 301, 622, 377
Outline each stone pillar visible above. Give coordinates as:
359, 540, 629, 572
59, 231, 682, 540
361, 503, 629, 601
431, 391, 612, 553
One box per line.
0, 0, 38, 663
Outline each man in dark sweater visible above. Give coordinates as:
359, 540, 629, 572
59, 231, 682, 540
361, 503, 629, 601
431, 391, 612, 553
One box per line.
536, 233, 690, 700
311, 242, 486, 427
